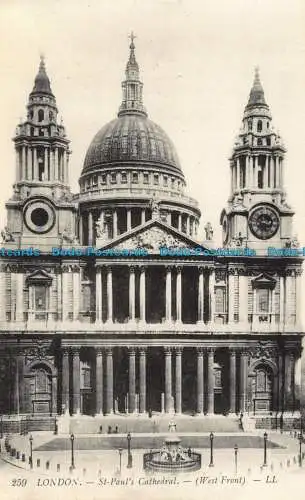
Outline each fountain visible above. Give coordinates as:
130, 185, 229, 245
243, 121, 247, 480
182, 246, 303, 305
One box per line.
143, 423, 201, 473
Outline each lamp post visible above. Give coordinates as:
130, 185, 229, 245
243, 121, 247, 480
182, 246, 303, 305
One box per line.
298, 432, 303, 467
29, 434, 33, 469
0, 414, 3, 439
127, 432, 132, 468
70, 433, 75, 470
209, 432, 214, 467
118, 448, 123, 475
263, 432, 268, 467
234, 444, 238, 474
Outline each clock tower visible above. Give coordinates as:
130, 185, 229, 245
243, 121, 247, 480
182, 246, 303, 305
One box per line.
5, 56, 77, 251
220, 68, 295, 251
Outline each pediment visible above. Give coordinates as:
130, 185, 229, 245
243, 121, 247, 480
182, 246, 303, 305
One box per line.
26, 269, 53, 286
252, 272, 276, 288
99, 220, 207, 254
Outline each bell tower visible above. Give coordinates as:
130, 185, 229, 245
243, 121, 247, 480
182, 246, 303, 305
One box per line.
220, 68, 295, 250
5, 56, 77, 250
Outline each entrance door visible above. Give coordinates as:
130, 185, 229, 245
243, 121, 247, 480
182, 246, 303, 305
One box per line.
29, 364, 52, 414
252, 365, 273, 414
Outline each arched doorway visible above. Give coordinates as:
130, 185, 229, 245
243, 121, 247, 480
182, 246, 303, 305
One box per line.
252, 364, 273, 414
28, 363, 53, 415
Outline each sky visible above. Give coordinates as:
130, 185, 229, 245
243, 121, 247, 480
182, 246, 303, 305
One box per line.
0, 0, 305, 247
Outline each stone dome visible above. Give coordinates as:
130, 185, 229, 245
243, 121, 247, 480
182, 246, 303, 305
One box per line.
82, 113, 184, 178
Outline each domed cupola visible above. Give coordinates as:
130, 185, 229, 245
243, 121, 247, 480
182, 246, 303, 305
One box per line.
78, 34, 200, 247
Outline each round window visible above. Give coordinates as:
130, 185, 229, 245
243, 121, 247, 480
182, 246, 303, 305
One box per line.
31, 207, 49, 227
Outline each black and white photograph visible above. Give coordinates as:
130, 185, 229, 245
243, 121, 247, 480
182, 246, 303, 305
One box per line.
0, 1, 305, 499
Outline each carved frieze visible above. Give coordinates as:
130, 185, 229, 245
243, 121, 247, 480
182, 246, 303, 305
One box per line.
248, 341, 277, 360
113, 226, 191, 251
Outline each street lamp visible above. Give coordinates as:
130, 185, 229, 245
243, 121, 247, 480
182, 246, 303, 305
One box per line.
298, 432, 303, 467
29, 435, 33, 469
118, 448, 123, 475
209, 432, 214, 467
0, 414, 3, 439
70, 433, 75, 470
127, 432, 133, 468
263, 432, 268, 467
234, 444, 238, 474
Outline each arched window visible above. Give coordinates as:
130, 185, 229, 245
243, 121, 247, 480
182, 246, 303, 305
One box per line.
266, 137, 271, 146
38, 109, 44, 122
257, 120, 262, 132
248, 119, 253, 131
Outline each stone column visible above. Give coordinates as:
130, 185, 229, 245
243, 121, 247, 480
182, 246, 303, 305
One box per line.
209, 268, 215, 323
186, 216, 190, 235
296, 269, 302, 327
128, 348, 136, 413
228, 269, 235, 323
165, 348, 173, 413
279, 275, 285, 325
284, 271, 293, 325
175, 348, 182, 414
88, 211, 93, 246
62, 266, 70, 321
79, 216, 83, 245
284, 350, 295, 411
0, 266, 6, 321
139, 266, 146, 323
44, 147, 48, 180
198, 267, 204, 323
72, 268, 80, 321
239, 350, 248, 413
278, 352, 284, 413
129, 266, 136, 321
249, 156, 254, 188
141, 209, 146, 225
178, 213, 182, 232
239, 271, 248, 324
106, 267, 113, 323
16, 272, 24, 322
197, 348, 204, 414
106, 348, 114, 414
33, 147, 38, 180
96, 266, 102, 322
207, 348, 215, 415
165, 267, 172, 322
176, 266, 182, 323
229, 349, 237, 413
236, 157, 240, 190
139, 348, 146, 413
54, 148, 59, 181
127, 209, 132, 231
275, 156, 280, 187
96, 348, 103, 414
62, 349, 70, 414
113, 210, 118, 238
71, 348, 81, 415
21, 146, 26, 180
27, 147, 32, 180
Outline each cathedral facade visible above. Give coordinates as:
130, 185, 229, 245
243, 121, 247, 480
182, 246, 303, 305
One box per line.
0, 38, 303, 429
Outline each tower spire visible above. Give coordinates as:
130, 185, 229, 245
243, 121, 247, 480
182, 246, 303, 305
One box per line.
118, 32, 147, 117
31, 54, 53, 96
246, 66, 268, 109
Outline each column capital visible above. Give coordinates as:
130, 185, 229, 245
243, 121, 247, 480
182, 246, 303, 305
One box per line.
164, 346, 172, 355
70, 347, 81, 356
176, 265, 183, 273
207, 347, 215, 355
138, 347, 147, 355
129, 265, 136, 273
105, 347, 113, 356
175, 347, 183, 355
166, 265, 173, 272
128, 347, 136, 356
106, 265, 113, 273
62, 347, 70, 356
95, 347, 104, 356
196, 347, 204, 355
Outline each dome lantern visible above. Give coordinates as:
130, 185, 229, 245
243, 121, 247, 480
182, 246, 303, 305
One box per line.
118, 32, 147, 117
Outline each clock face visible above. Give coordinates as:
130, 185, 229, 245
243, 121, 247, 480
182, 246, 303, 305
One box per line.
249, 206, 279, 240
24, 199, 56, 234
